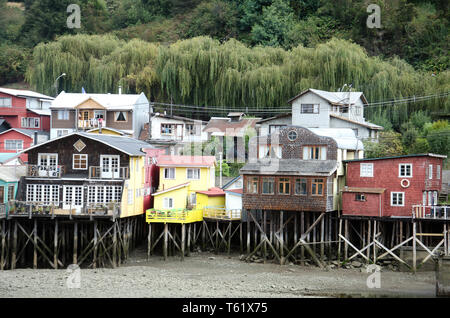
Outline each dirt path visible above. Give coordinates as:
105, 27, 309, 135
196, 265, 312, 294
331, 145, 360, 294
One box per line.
0, 248, 436, 298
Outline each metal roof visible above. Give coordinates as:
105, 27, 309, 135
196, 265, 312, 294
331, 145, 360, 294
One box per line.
0, 128, 49, 139
342, 187, 385, 194
0, 165, 26, 182
27, 108, 51, 116
344, 153, 447, 163
0, 87, 54, 100
287, 88, 368, 105
330, 114, 383, 130
51, 91, 147, 110
240, 159, 337, 176
308, 128, 364, 150
20, 132, 153, 156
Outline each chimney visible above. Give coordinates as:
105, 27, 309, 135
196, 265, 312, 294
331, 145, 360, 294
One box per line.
118, 86, 122, 95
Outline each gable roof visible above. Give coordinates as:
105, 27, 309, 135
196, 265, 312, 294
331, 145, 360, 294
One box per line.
240, 159, 337, 176
27, 109, 51, 116
86, 127, 129, 136
0, 128, 49, 139
308, 128, 364, 150
152, 182, 190, 196
330, 114, 383, 130
203, 117, 261, 136
287, 88, 368, 105
20, 132, 153, 156
157, 155, 216, 167
153, 113, 207, 124
222, 175, 242, 189
196, 187, 225, 196
51, 91, 147, 110
344, 153, 447, 163
0, 165, 26, 182
0, 153, 22, 164
225, 188, 243, 195
257, 113, 292, 124
0, 88, 54, 101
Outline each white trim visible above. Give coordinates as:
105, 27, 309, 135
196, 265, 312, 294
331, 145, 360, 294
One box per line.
152, 183, 190, 196
428, 164, 433, 180
360, 163, 373, 177
164, 167, 176, 179
398, 163, 412, 178
4, 139, 23, 151
72, 153, 88, 170
186, 168, 200, 180
163, 197, 174, 209
390, 192, 405, 207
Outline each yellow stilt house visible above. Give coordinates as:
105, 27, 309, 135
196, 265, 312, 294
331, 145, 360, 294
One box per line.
146, 155, 216, 223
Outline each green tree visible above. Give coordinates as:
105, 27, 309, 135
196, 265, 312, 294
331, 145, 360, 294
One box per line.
364, 131, 404, 158
0, 44, 30, 85
409, 137, 430, 154
250, 0, 295, 47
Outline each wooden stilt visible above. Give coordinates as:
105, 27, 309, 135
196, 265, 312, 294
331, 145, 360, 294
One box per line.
263, 211, 267, 262
187, 224, 191, 257
163, 223, 168, 261
247, 210, 251, 255
1, 220, 5, 270
202, 221, 206, 251
301, 212, 305, 265
280, 211, 284, 264
293, 213, 298, 260
320, 215, 324, 262
337, 218, 342, 267
53, 220, 58, 269
227, 222, 231, 255
344, 219, 348, 260
181, 223, 185, 261
112, 221, 117, 268
373, 220, 377, 264
367, 220, 371, 262
147, 223, 151, 260
33, 219, 37, 269
93, 221, 98, 269
239, 222, 243, 254
61, 223, 66, 266
73, 222, 78, 265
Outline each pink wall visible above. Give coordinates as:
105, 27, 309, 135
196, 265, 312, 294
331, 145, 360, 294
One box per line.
143, 148, 165, 211
0, 130, 32, 162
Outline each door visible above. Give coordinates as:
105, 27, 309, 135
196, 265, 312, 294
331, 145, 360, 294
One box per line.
63, 185, 84, 214
37, 154, 59, 177
176, 124, 183, 141
100, 155, 120, 178
94, 110, 105, 128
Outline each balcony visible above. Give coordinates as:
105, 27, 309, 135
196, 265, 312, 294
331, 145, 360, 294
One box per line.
203, 206, 241, 220
146, 208, 203, 224
412, 205, 450, 219
89, 166, 129, 180
27, 165, 65, 178
7, 200, 121, 219
78, 118, 106, 130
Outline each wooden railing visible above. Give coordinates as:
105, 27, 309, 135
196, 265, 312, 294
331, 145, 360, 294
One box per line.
78, 119, 106, 130
203, 206, 241, 220
27, 165, 65, 178
412, 205, 449, 219
146, 208, 203, 223
89, 166, 129, 179
7, 200, 121, 219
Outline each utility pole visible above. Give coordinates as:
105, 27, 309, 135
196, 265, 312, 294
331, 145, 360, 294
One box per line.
148, 102, 153, 141
219, 151, 223, 188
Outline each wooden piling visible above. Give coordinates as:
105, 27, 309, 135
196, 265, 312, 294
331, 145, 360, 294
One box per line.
53, 220, 58, 269
33, 219, 37, 269
181, 223, 185, 261
187, 224, 191, 257
93, 221, 98, 269
280, 211, 284, 264
163, 223, 168, 261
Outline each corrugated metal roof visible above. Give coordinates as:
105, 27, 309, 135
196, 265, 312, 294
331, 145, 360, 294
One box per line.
344, 153, 447, 162
342, 187, 385, 194
0, 165, 26, 181
287, 88, 367, 105
204, 117, 261, 136
0, 88, 54, 100
28, 108, 51, 116
157, 155, 216, 167
330, 114, 383, 130
308, 128, 364, 150
51, 91, 146, 110
240, 159, 337, 176
20, 132, 153, 156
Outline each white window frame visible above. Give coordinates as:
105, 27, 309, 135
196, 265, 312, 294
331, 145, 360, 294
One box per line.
38, 153, 58, 167
360, 163, 374, 177
21, 117, 40, 128
57, 110, 70, 120
429, 164, 433, 180
163, 197, 174, 209
391, 192, 405, 207
164, 168, 175, 179
26, 184, 59, 204
398, 164, 412, 178
72, 154, 88, 170
114, 111, 128, 122
190, 193, 197, 205
5, 139, 23, 151
0, 97, 12, 107
437, 165, 441, 180
57, 129, 69, 137
186, 168, 200, 180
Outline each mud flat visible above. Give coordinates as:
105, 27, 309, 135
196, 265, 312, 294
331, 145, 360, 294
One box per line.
0, 248, 436, 298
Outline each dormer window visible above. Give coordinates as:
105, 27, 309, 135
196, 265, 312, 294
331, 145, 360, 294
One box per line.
303, 146, 327, 160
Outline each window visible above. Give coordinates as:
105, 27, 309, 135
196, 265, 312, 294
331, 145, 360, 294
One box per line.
128, 189, 133, 204
5, 140, 23, 151
0, 97, 12, 107
247, 177, 258, 194
57, 130, 69, 137
21, 117, 39, 128
262, 177, 274, 195
352, 128, 359, 137
73, 154, 88, 170
437, 165, 441, 180
163, 197, 174, 209
311, 179, 324, 196
360, 163, 373, 177
57, 110, 70, 120
269, 125, 287, 134
355, 194, 365, 201
288, 130, 297, 141
187, 168, 200, 180
428, 165, 433, 180
186, 124, 198, 136
189, 193, 197, 205
295, 178, 307, 195
391, 192, 404, 206
399, 164, 412, 177
278, 178, 290, 195
164, 168, 175, 179
115, 111, 127, 122
7, 185, 15, 201
303, 146, 327, 160
26, 184, 59, 204
161, 124, 174, 135
301, 104, 319, 114
38, 153, 58, 167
